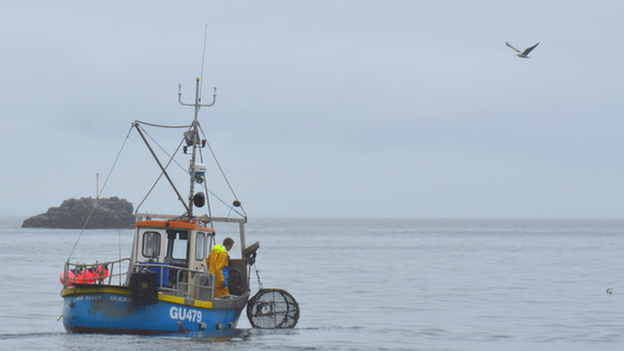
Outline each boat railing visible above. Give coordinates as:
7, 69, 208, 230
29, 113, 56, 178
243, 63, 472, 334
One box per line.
132, 262, 215, 302
62, 258, 132, 290
173, 268, 215, 301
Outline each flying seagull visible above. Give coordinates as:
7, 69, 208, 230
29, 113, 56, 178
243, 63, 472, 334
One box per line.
506, 41, 540, 58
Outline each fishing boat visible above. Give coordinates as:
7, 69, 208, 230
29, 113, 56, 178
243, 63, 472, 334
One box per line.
60, 77, 297, 336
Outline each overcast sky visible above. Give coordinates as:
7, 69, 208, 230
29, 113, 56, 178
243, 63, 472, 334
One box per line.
2, 1, 624, 219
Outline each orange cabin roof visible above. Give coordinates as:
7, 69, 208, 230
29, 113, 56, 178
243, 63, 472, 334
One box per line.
135, 219, 216, 232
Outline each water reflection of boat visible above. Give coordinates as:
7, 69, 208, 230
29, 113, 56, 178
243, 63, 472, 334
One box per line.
60, 77, 264, 336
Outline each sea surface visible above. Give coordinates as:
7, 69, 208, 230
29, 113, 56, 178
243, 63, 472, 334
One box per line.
1, 216, 623, 351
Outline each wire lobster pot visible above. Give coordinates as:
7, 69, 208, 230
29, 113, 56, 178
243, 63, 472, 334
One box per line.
246, 289, 299, 329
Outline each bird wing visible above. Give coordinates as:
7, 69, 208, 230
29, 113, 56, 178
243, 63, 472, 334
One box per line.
522, 42, 540, 55
506, 42, 521, 53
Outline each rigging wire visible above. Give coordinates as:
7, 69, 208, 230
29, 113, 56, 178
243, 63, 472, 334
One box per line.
203, 184, 244, 217
199, 124, 247, 218
133, 122, 243, 218
118, 229, 122, 285
71, 177, 96, 199
134, 120, 191, 128
134, 124, 187, 213
67, 125, 134, 262
201, 176, 213, 224
199, 24, 209, 99
139, 123, 187, 171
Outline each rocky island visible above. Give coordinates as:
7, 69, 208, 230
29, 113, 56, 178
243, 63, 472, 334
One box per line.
22, 196, 135, 229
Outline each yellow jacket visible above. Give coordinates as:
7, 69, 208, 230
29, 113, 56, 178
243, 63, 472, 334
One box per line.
206, 244, 229, 297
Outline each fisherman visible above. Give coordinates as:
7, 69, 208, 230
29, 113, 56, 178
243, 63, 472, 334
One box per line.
206, 237, 234, 297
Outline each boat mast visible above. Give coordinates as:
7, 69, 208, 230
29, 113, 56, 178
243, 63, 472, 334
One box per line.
178, 78, 216, 218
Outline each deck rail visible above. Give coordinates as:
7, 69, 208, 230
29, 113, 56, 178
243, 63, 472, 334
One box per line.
62, 259, 216, 302
62, 258, 131, 289
132, 262, 215, 302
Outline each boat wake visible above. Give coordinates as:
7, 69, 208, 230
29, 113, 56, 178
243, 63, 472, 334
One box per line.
0, 332, 63, 340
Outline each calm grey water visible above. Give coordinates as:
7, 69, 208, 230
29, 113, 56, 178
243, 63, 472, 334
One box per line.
1, 216, 623, 350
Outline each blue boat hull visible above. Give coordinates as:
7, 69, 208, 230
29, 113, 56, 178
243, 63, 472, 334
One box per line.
62, 286, 247, 336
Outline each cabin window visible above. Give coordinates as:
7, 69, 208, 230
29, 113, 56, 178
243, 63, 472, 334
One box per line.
195, 232, 206, 260
168, 230, 188, 260
142, 231, 160, 258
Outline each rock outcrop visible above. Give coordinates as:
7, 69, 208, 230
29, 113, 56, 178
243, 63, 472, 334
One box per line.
22, 196, 135, 229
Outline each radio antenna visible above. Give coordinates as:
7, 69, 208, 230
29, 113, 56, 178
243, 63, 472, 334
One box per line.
199, 24, 209, 99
